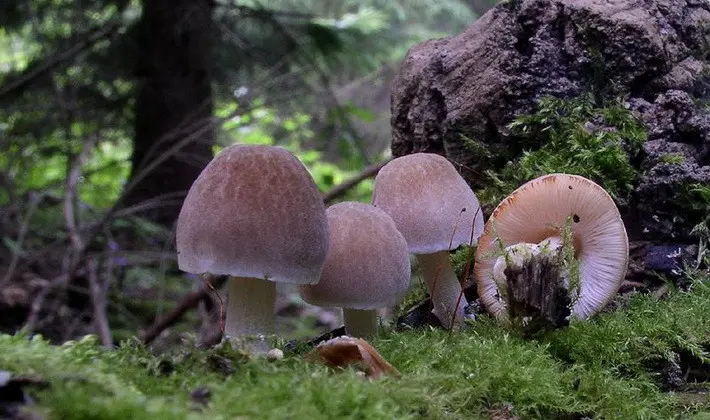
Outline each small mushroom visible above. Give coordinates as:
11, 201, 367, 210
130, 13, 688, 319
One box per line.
299, 202, 411, 338
372, 153, 484, 327
305, 335, 401, 379
176, 145, 329, 352
475, 173, 629, 322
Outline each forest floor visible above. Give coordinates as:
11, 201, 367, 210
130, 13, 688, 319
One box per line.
1, 270, 710, 420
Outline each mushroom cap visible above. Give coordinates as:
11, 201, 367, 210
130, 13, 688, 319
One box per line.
176, 144, 329, 285
372, 153, 484, 254
299, 202, 411, 309
474, 173, 629, 320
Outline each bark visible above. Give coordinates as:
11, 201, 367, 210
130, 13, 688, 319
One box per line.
390, 0, 710, 242
125, 0, 214, 226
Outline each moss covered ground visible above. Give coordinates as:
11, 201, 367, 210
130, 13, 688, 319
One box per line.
2, 271, 710, 419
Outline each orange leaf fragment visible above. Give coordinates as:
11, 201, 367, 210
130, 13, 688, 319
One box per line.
305, 335, 401, 379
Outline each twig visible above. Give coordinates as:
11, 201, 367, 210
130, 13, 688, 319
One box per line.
321, 157, 391, 204
25, 137, 96, 331
619, 280, 647, 291
1, 192, 42, 286
141, 275, 227, 345
232, 4, 314, 20
24, 273, 70, 330
652, 284, 670, 301
87, 257, 112, 348
64, 137, 96, 254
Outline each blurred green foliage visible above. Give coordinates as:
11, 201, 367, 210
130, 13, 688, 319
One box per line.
215, 100, 378, 202
0, 0, 478, 212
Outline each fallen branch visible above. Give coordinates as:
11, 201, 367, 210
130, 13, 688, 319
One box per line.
322, 157, 392, 204
141, 275, 227, 345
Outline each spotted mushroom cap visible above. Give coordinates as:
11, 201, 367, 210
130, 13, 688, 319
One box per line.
372, 153, 484, 254
176, 144, 329, 285
474, 173, 629, 320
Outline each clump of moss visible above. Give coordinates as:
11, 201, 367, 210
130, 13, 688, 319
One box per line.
2, 270, 710, 419
478, 94, 647, 206
679, 183, 710, 214
675, 182, 710, 240
545, 272, 710, 387
659, 153, 686, 165
449, 245, 475, 279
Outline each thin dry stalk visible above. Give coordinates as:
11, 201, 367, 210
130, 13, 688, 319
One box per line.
449, 206, 482, 333
87, 257, 113, 348
1, 192, 42, 286
24, 137, 95, 331
141, 275, 227, 345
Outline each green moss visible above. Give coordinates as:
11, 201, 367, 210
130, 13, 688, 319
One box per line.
560, 216, 581, 301
679, 183, 710, 213
660, 153, 687, 165
477, 94, 647, 206
449, 245, 476, 279
2, 271, 710, 419
394, 247, 477, 320
675, 183, 710, 240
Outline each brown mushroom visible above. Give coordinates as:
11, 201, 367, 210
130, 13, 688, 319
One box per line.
299, 202, 411, 338
176, 144, 329, 351
372, 153, 484, 327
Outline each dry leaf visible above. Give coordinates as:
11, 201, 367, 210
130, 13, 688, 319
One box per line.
305, 335, 400, 379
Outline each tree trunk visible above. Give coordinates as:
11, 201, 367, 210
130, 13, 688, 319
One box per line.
125, 0, 214, 227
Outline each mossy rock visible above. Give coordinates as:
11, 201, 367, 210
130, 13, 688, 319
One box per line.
390, 0, 710, 243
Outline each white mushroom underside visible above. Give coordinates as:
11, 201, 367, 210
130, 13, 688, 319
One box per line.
475, 174, 629, 321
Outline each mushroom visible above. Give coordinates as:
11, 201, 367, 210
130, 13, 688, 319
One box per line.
491, 238, 565, 295
176, 144, 329, 351
299, 202, 411, 338
475, 173, 629, 322
372, 153, 484, 327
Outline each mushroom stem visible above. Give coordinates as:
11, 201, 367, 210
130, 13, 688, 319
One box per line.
224, 277, 276, 352
342, 308, 379, 338
493, 236, 571, 332
416, 251, 466, 327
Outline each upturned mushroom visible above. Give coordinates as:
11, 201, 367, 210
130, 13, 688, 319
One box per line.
176, 144, 329, 351
475, 173, 629, 324
299, 202, 411, 338
372, 153, 484, 328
